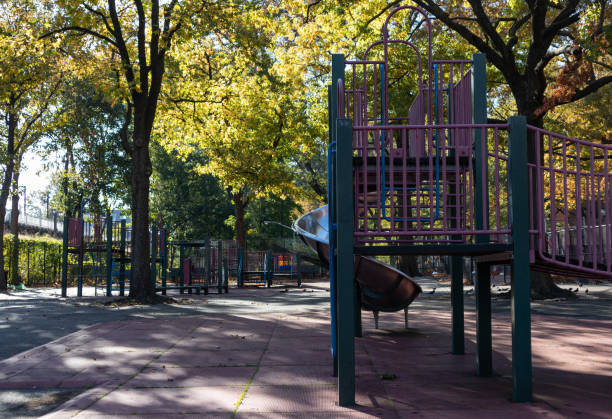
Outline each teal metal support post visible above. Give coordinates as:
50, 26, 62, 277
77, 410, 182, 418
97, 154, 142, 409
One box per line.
151, 226, 158, 291
354, 282, 362, 338
223, 258, 229, 294
508, 115, 533, 402
472, 53, 489, 244
266, 249, 273, 287
205, 240, 211, 294
179, 245, 185, 293
61, 215, 69, 297
237, 247, 243, 287
119, 220, 126, 296
475, 262, 492, 376
329, 52, 345, 378
336, 118, 355, 406
450, 256, 464, 354
161, 229, 167, 294
296, 253, 301, 287
217, 241, 223, 294
105, 214, 113, 296
327, 84, 338, 376
77, 217, 84, 297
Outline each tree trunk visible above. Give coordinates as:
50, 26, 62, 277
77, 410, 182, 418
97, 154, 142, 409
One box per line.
0, 159, 15, 291
233, 190, 248, 250
398, 255, 420, 277
9, 167, 21, 286
63, 138, 74, 217
0, 101, 17, 291
128, 120, 153, 301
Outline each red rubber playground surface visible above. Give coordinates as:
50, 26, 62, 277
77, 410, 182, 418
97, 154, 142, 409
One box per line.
1, 287, 610, 418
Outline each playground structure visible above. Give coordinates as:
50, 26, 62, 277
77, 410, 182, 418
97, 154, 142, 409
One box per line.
61, 214, 236, 296
61, 211, 170, 297
60, 210, 302, 295
298, 6, 612, 407
61, 213, 132, 297
166, 240, 229, 295
237, 249, 302, 287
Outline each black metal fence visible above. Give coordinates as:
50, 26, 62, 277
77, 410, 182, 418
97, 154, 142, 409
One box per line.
3, 236, 63, 287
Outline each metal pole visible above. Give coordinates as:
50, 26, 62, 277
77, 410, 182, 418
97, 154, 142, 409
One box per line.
217, 241, 223, 294
119, 220, 126, 296
336, 117, 355, 406
475, 262, 492, 376
451, 256, 465, 354
237, 247, 243, 287
179, 244, 185, 294
105, 214, 113, 296
508, 115, 532, 402
61, 215, 69, 297
43, 242, 47, 287
206, 240, 211, 294
77, 215, 84, 297
296, 253, 301, 288
472, 53, 489, 244
161, 228, 167, 294
266, 249, 273, 288
151, 225, 157, 292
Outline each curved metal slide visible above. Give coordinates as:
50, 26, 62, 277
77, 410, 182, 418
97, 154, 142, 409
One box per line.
294, 205, 421, 312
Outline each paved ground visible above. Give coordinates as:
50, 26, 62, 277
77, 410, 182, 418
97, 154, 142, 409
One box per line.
1, 279, 611, 418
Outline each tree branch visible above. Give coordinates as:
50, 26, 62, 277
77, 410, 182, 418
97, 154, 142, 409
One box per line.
134, 0, 149, 96
467, 0, 508, 55
412, 0, 506, 71
82, 3, 114, 37
536, 44, 578, 72
305, 0, 324, 23
108, 0, 136, 88
543, 0, 581, 41
361, 0, 401, 29
507, 12, 530, 48
570, 75, 612, 102
16, 75, 63, 153
40, 26, 117, 47
593, 60, 612, 72
120, 100, 133, 156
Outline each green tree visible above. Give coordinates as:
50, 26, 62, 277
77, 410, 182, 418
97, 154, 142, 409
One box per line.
43, 0, 223, 300
246, 194, 301, 250
43, 78, 131, 220
406, 0, 611, 124
0, 0, 62, 290
158, 5, 313, 249
150, 142, 233, 241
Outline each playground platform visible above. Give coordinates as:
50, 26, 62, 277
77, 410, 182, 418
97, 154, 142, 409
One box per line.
0, 284, 610, 418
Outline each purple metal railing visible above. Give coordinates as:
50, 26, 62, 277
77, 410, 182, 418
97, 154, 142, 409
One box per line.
336, 5, 611, 278
528, 126, 612, 277
68, 218, 82, 247
352, 124, 511, 244
68, 217, 109, 248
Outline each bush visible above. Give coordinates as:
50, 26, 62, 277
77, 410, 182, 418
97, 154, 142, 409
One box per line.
3, 235, 63, 287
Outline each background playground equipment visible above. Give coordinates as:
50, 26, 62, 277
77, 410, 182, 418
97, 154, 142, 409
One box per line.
165, 240, 229, 295
318, 5, 611, 406
236, 249, 302, 287
61, 210, 167, 297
